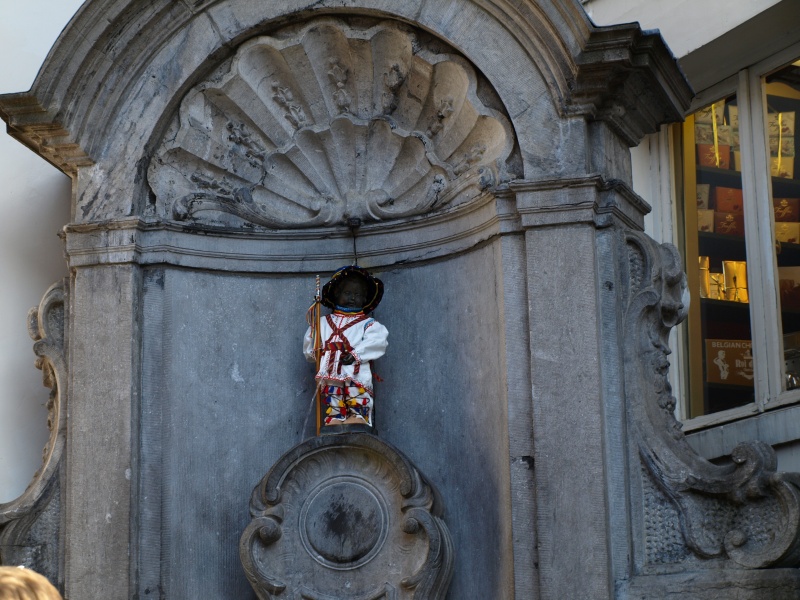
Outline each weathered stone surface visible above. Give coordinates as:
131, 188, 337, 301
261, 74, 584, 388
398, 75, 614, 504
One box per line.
0, 281, 68, 593
62, 266, 140, 600
524, 216, 611, 600
619, 569, 800, 600
15, 1, 795, 599
148, 18, 516, 230
241, 432, 454, 599
136, 245, 512, 598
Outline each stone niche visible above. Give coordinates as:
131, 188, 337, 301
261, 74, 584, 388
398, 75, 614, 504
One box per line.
147, 18, 517, 229
3, 1, 800, 599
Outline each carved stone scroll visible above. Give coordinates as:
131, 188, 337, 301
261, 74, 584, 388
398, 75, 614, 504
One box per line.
240, 432, 454, 599
0, 280, 68, 583
622, 232, 800, 569
148, 17, 516, 229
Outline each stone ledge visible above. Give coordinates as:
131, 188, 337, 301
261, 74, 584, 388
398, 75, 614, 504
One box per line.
511, 175, 650, 230
618, 568, 800, 600
0, 94, 93, 176
571, 24, 693, 146
63, 193, 518, 272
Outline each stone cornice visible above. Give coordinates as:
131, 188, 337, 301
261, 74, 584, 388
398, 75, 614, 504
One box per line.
510, 174, 651, 230
0, 0, 690, 183
569, 24, 694, 146
61, 172, 649, 272
0, 94, 92, 176
62, 191, 517, 272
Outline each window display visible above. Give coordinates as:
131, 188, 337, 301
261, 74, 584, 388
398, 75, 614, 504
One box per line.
683, 95, 754, 416
681, 59, 800, 419
766, 62, 800, 393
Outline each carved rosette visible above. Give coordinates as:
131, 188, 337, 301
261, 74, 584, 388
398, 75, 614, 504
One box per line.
240, 433, 454, 599
623, 232, 800, 568
148, 18, 514, 229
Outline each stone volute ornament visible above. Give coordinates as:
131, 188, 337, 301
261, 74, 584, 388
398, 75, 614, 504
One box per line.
147, 18, 515, 229
240, 432, 455, 599
0, 281, 68, 584
623, 232, 800, 569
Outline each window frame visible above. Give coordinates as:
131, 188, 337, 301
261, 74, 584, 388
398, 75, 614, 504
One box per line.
676, 41, 800, 432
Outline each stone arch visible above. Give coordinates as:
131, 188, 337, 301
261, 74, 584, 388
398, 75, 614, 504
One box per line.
4, 0, 684, 226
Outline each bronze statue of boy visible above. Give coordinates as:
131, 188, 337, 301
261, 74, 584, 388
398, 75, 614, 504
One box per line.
304, 266, 388, 427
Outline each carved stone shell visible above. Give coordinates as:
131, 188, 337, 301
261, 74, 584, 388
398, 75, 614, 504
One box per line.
147, 18, 515, 229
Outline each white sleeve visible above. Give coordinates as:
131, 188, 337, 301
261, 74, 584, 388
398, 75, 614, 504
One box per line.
303, 326, 316, 363
351, 320, 388, 363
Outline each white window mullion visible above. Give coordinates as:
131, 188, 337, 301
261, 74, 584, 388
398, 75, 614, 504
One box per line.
739, 68, 783, 408
641, 126, 688, 419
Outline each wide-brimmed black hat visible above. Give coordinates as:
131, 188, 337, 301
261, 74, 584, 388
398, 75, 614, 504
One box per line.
321, 265, 383, 313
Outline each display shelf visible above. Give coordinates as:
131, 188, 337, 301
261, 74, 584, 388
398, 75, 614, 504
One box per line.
700, 311, 751, 341
699, 224, 800, 267
776, 240, 800, 266
700, 297, 748, 316
696, 166, 800, 197
768, 93, 800, 114
696, 165, 743, 188
699, 292, 800, 333
780, 307, 800, 333
698, 232, 746, 263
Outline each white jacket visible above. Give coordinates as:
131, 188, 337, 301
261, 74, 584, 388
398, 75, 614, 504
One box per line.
303, 311, 388, 392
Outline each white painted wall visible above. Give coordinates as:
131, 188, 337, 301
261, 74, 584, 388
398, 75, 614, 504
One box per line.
583, 0, 781, 58
0, 1, 84, 502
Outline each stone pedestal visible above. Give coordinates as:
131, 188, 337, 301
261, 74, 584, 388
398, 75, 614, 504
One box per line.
240, 432, 454, 599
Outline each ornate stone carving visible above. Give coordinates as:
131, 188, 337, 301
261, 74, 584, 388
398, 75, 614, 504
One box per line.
327, 59, 351, 114
271, 84, 309, 130
425, 98, 454, 139
381, 63, 407, 116
571, 26, 693, 146
148, 18, 514, 229
0, 280, 68, 582
623, 232, 800, 568
240, 433, 454, 599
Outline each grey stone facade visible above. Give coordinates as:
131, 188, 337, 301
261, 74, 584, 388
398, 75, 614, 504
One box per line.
1, 1, 799, 598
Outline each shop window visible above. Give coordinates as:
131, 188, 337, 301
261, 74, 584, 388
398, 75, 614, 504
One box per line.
681, 57, 800, 421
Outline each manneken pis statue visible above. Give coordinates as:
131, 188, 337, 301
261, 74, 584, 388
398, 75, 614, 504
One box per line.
303, 266, 388, 427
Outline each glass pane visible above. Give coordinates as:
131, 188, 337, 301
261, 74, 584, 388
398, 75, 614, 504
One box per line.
682, 94, 755, 417
765, 59, 800, 393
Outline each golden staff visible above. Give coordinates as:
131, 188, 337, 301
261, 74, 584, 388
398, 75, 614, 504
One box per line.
314, 274, 322, 435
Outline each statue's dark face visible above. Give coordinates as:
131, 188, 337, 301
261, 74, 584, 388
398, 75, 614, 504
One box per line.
335, 277, 368, 309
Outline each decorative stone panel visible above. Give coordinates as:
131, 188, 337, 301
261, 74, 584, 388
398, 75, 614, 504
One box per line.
241, 432, 454, 599
0, 281, 68, 590
148, 18, 517, 230
623, 232, 800, 570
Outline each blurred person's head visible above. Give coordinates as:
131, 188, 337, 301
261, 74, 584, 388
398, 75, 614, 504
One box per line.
0, 567, 62, 600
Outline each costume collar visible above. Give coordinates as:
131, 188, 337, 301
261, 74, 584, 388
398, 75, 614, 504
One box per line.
333, 307, 366, 315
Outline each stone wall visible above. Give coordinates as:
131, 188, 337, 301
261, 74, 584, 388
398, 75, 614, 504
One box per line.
7, 1, 799, 599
